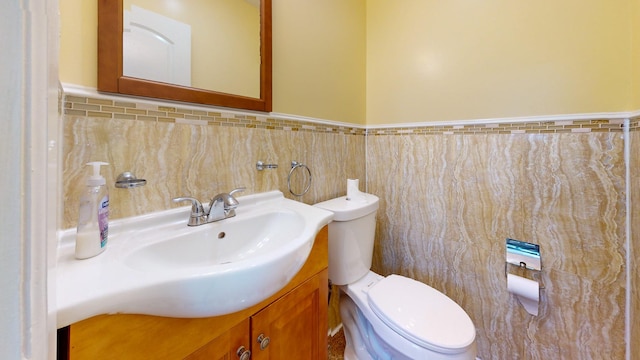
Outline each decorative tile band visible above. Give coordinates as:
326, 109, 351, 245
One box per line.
63, 94, 367, 136
64, 93, 633, 136
368, 119, 626, 136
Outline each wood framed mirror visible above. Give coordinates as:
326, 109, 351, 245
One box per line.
97, 0, 272, 112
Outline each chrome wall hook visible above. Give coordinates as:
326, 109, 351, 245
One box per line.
256, 161, 278, 171
115, 172, 147, 188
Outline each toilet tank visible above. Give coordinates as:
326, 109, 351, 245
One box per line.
314, 194, 379, 285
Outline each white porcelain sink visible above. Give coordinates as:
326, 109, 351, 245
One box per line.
56, 191, 333, 328
124, 210, 305, 271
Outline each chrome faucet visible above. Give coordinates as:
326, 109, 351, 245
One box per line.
207, 187, 245, 222
173, 187, 245, 226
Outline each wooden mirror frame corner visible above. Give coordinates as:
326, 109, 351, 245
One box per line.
97, 0, 272, 112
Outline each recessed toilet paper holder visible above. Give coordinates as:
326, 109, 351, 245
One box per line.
505, 238, 544, 289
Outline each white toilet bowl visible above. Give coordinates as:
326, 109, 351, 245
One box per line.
314, 193, 477, 359
339, 271, 476, 360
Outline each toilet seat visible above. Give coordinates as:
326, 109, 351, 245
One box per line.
367, 274, 476, 354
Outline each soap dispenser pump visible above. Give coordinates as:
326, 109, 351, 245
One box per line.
75, 161, 109, 259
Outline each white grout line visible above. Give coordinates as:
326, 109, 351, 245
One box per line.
624, 118, 631, 360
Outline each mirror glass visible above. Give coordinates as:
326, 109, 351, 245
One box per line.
98, 0, 271, 112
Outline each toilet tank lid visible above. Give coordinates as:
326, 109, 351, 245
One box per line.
313, 194, 379, 221
368, 275, 476, 353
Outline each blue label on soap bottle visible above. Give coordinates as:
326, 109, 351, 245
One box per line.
98, 196, 109, 248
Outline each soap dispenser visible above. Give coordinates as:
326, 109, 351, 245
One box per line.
75, 162, 109, 259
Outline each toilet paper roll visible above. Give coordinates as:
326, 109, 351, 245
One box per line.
507, 273, 539, 316
346, 179, 361, 201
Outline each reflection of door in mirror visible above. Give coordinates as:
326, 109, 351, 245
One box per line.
124, 5, 192, 87
122, 0, 261, 98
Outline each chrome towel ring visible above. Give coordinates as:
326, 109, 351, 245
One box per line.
288, 161, 311, 196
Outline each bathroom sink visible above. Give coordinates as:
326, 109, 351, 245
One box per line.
123, 210, 305, 271
56, 191, 333, 328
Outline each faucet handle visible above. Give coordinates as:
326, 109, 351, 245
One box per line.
229, 187, 246, 197
172, 197, 205, 217
228, 187, 246, 206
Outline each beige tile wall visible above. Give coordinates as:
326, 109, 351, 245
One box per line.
62, 93, 368, 331
62, 91, 638, 358
367, 123, 628, 358
61, 94, 366, 229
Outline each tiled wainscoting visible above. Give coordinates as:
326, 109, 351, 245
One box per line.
61, 88, 639, 359
367, 118, 635, 358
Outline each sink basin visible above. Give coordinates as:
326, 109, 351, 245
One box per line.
124, 210, 305, 271
56, 191, 333, 328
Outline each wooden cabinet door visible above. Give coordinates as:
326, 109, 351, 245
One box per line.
68, 315, 250, 360
250, 270, 328, 360
185, 320, 250, 360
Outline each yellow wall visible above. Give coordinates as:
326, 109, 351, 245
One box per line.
60, 1, 636, 126
367, 0, 635, 124
59, 0, 98, 88
58, 0, 367, 125
633, 0, 640, 110
272, 1, 367, 124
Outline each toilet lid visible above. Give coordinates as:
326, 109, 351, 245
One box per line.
367, 275, 476, 353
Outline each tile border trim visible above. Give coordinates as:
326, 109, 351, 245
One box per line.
368, 119, 627, 136
63, 84, 640, 136
63, 90, 366, 136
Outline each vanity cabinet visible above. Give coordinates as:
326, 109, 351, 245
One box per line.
60, 226, 328, 360
250, 270, 326, 360
184, 320, 250, 360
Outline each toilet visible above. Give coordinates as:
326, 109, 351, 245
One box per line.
315, 193, 477, 360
